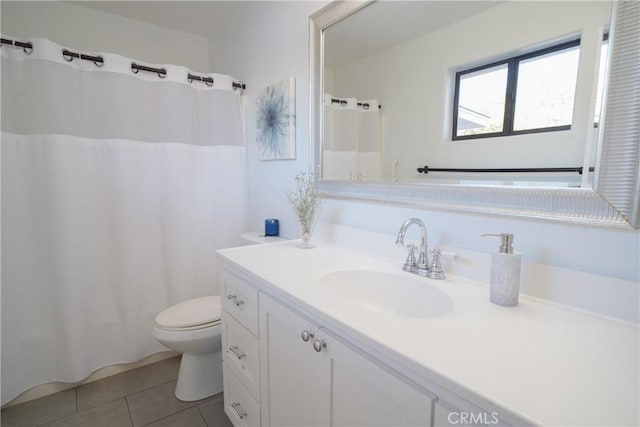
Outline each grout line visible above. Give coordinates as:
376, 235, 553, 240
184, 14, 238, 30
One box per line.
78, 374, 180, 412
125, 378, 179, 399
125, 396, 135, 427
13, 359, 182, 427
196, 405, 208, 427
139, 408, 197, 427
32, 389, 81, 427
75, 378, 177, 415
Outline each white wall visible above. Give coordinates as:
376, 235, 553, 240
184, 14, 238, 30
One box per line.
209, 1, 639, 284
329, 1, 609, 181
208, 1, 329, 239
2, 0, 636, 284
1, 1, 210, 72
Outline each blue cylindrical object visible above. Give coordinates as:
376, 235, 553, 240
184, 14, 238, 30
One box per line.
265, 219, 279, 236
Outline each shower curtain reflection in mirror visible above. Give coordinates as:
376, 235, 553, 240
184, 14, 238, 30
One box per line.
0, 37, 248, 404
323, 94, 381, 181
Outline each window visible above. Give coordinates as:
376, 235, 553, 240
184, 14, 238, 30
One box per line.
594, 34, 609, 125
453, 39, 581, 140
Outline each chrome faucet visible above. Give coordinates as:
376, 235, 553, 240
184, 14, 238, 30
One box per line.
395, 218, 429, 277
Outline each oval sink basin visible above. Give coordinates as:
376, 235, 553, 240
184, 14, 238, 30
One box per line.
319, 270, 454, 319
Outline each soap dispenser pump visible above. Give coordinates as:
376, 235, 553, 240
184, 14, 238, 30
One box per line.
481, 233, 521, 306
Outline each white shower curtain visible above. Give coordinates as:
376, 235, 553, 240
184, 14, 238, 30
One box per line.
323, 94, 381, 180
1, 37, 248, 404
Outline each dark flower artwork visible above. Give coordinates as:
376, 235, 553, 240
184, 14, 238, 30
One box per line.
256, 78, 295, 160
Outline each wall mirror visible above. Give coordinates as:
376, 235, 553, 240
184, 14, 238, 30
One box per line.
309, 0, 639, 228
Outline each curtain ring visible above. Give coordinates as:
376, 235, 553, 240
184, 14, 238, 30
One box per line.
94, 56, 104, 67
158, 69, 166, 79
62, 49, 74, 62
206, 78, 214, 87
131, 62, 139, 74
23, 43, 33, 54
188, 75, 194, 84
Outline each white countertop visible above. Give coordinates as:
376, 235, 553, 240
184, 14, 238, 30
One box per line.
217, 240, 639, 426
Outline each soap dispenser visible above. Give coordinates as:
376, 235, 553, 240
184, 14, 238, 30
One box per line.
481, 233, 521, 306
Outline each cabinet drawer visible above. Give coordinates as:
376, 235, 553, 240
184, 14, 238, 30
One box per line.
224, 362, 261, 427
222, 310, 260, 401
221, 270, 259, 336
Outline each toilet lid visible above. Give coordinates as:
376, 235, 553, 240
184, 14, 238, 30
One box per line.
155, 296, 221, 329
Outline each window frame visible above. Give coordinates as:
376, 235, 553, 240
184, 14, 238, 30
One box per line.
452, 38, 581, 141
594, 32, 609, 128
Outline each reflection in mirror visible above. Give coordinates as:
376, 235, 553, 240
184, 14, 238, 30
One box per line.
322, 1, 611, 188
323, 95, 382, 181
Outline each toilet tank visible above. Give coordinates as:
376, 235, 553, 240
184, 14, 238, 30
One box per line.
240, 232, 285, 246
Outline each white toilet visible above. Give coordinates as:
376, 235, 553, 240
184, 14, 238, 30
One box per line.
153, 296, 223, 401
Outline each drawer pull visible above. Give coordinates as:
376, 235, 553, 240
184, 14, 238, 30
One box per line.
313, 339, 327, 352
229, 345, 246, 360
226, 294, 245, 307
301, 329, 314, 342
231, 401, 248, 419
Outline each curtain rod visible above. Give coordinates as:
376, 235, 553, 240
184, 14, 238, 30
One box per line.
63, 48, 104, 67
330, 97, 381, 110
131, 62, 167, 78
1, 37, 33, 53
189, 73, 213, 86
417, 166, 595, 175
1, 38, 247, 89
189, 74, 245, 90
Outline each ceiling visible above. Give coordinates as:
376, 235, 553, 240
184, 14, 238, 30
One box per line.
324, 1, 502, 68
70, 1, 502, 67
68, 1, 263, 38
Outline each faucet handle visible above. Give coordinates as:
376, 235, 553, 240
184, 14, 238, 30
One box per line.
427, 249, 446, 280
402, 244, 417, 272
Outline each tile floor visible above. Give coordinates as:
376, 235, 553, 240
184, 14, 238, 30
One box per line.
1, 356, 233, 427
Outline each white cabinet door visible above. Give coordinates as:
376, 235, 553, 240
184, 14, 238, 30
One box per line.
259, 294, 327, 427
317, 328, 434, 427
433, 400, 511, 427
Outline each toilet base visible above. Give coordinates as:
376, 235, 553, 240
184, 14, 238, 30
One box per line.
174, 351, 223, 401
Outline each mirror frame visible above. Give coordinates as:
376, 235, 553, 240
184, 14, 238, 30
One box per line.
309, 0, 639, 228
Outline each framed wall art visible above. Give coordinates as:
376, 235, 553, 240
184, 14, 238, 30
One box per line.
256, 77, 296, 160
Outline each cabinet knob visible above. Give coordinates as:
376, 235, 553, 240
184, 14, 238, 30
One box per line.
301, 329, 314, 342
313, 339, 326, 352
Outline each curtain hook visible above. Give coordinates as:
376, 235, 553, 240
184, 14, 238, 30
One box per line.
62, 49, 74, 62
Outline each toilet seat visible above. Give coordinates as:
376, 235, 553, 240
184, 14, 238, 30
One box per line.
155, 296, 222, 331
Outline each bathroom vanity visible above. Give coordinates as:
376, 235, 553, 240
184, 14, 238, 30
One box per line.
217, 236, 638, 427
